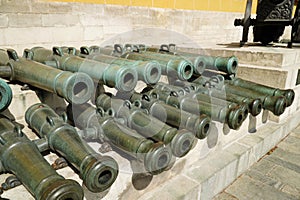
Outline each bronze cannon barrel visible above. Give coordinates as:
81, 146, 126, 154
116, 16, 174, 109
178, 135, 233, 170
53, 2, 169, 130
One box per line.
4, 49, 94, 104
0, 116, 84, 200
120, 51, 194, 81
143, 87, 245, 130
96, 94, 195, 158
192, 76, 288, 116
172, 80, 262, 116
68, 103, 172, 174
117, 92, 211, 140
231, 78, 295, 107
0, 78, 12, 112
79, 46, 162, 85
25, 103, 119, 192
143, 46, 238, 75
27, 47, 138, 92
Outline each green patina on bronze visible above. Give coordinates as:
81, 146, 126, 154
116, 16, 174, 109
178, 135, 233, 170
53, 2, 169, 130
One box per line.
0, 116, 84, 200
1, 49, 94, 105
145, 46, 238, 75
120, 51, 194, 81
142, 86, 245, 130
27, 47, 138, 92
25, 103, 119, 193
79, 46, 162, 85
67, 103, 172, 175
117, 91, 211, 140
96, 93, 195, 158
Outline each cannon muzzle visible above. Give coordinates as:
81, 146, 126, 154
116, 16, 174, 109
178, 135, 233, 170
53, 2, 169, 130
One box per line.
0, 116, 84, 200
80, 46, 162, 85
231, 78, 295, 107
0, 78, 12, 112
96, 94, 195, 157
25, 103, 119, 192
3, 49, 94, 104
68, 103, 172, 174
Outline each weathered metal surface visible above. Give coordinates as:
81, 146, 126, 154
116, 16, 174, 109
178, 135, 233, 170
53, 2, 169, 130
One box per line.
234, 0, 298, 46
2, 49, 94, 104
26, 47, 138, 92
231, 77, 295, 107
80, 46, 162, 85
0, 79, 12, 112
144, 45, 238, 75
192, 76, 288, 116
141, 85, 246, 130
172, 80, 263, 117
120, 50, 193, 81
25, 103, 119, 193
96, 93, 195, 158
67, 103, 172, 175
117, 91, 211, 140
0, 116, 84, 200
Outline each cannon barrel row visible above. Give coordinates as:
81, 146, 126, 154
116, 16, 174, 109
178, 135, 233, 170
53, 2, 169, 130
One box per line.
78, 46, 162, 85
67, 103, 172, 175
0, 44, 296, 198
25, 103, 119, 193
138, 45, 238, 75
116, 91, 212, 140
0, 49, 94, 105
96, 93, 196, 158
25, 47, 138, 92
0, 115, 84, 200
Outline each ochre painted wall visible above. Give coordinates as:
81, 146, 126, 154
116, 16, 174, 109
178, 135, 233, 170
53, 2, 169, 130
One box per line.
48, 0, 258, 13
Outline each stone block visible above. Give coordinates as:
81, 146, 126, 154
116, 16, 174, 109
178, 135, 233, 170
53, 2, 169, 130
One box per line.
225, 175, 297, 200
267, 165, 300, 191
4, 27, 53, 46
49, 26, 84, 43
28, 1, 50, 14
225, 143, 251, 176
8, 13, 42, 28
237, 134, 264, 166
0, 28, 5, 45
213, 192, 238, 200
0, 14, 8, 28
47, 1, 72, 13
213, 159, 238, 196
277, 135, 300, 155
254, 122, 283, 156
0, 0, 31, 13
266, 154, 300, 174
42, 14, 80, 27
83, 26, 104, 41
185, 151, 236, 183
71, 2, 103, 14
236, 65, 290, 89
139, 175, 199, 200
250, 159, 278, 176
245, 169, 281, 189
79, 14, 105, 26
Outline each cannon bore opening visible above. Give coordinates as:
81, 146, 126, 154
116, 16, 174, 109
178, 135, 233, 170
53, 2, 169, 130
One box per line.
182, 140, 191, 153
98, 170, 113, 185
73, 82, 89, 98
123, 73, 135, 89
150, 67, 159, 81
157, 154, 168, 169
184, 64, 192, 78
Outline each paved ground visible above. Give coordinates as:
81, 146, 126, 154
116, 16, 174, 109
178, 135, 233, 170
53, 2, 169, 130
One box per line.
214, 124, 300, 200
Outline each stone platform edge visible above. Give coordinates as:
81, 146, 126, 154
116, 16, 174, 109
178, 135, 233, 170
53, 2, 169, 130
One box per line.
131, 109, 300, 200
